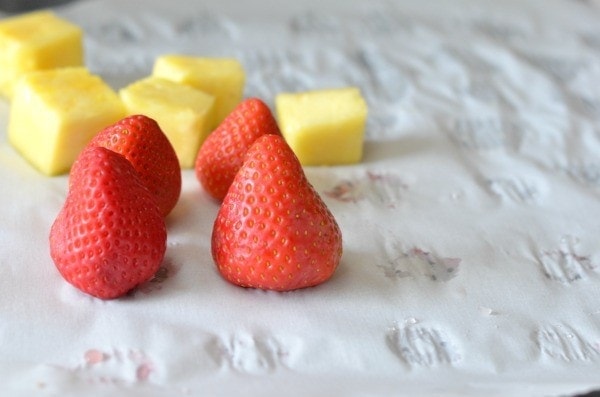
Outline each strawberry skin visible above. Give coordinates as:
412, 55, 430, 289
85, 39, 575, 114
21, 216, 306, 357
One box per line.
50, 146, 167, 299
211, 134, 342, 291
89, 114, 181, 217
195, 97, 281, 201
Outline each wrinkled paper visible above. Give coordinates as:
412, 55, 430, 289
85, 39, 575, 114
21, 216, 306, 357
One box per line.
1, 0, 600, 395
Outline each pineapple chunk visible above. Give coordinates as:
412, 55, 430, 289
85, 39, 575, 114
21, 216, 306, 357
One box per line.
275, 87, 368, 165
0, 11, 83, 99
8, 67, 126, 176
119, 76, 216, 168
152, 55, 245, 127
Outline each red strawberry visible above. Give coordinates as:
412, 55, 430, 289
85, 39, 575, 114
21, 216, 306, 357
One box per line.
195, 97, 281, 201
50, 146, 167, 299
211, 134, 342, 291
89, 114, 181, 217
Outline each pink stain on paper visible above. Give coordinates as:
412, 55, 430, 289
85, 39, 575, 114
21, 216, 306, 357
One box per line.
129, 350, 154, 381
76, 348, 155, 383
84, 349, 110, 365
324, 180, 361, 203
324, 170, 407, 208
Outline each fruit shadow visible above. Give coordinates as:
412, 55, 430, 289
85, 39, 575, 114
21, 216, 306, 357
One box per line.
340, 247, 385, 285
126, 185, 218, 300
166, 183, 220, 230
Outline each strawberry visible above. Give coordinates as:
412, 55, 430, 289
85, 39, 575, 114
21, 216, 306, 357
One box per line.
195, 97, 281, 201
89, 114, 181, 217
49, 146, 167, 299
211, 134, 342, 291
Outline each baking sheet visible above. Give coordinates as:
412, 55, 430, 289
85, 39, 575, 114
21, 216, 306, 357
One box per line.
1, 0, 600, 395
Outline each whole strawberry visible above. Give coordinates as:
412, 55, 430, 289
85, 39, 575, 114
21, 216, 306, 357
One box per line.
50, 146, 167, 299
89, 114, 181, 217
211, 134, 342, 291
195, 97, 281, 201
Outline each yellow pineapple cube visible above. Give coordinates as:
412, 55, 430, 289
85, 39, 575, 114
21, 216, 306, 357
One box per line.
275, 87, 368, 165
8, 67, 126, 176
152, 55, 245, 127
0, 10, 83, 99
119, 76, 216, 168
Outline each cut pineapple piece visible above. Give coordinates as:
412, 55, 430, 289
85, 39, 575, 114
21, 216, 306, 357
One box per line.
152, 55, 245, 127
8, 67, 126, 176
275, 87, 368, 165
119, 76, 216, 168
0, 10, 83, 99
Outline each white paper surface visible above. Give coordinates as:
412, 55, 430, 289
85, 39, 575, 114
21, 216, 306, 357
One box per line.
1, 0, 600, 395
